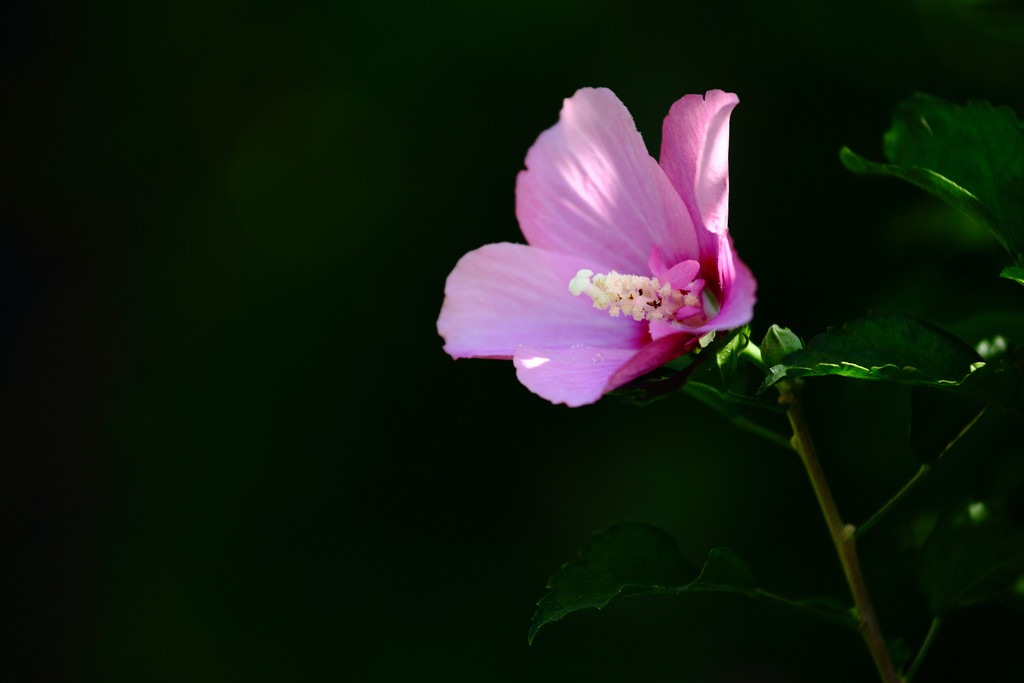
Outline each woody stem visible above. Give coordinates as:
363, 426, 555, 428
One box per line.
776, 379, 902, 683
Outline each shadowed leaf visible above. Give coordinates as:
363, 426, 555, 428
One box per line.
841, 93, 1024, 269
529, 523, 691, 644
529, 523, 854, 643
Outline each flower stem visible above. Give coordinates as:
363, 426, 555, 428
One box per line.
856, 465, 931, 539
729, 415, 793, 450
903, 616, 941, 682
776, 379, 902, 683
856, 400, 989, 539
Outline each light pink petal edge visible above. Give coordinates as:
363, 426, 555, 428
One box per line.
513, 346, 638, 407
513, 331, 697, 407
659, 90, 739, 260
603, 332, 699, 390
438, 242, 645, 360
516, 87, 700, 274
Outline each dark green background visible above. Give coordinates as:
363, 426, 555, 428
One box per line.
7, 1, 1024, 680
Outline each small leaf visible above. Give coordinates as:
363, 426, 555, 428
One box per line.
759, 312, 981, 393
918, 501, 1024, 614
1000, 265, 1024, 286
841, 93, 1024, 260
713, 325, 752, 387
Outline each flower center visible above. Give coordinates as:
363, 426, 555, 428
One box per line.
569, 269, 704, 323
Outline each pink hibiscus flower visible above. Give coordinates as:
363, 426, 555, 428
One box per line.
437, 88, 756, 407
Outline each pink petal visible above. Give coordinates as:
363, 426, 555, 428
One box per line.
649, 320, 695, 342
659, 90, 739, 259
674, 306, 701, 321
438, 242, 646, 360
684, 240, 757, 335
647, 246, 668, 277
604, 332, 699, 389
516, 88, 700, 275
513, 345, 639, 407
657, 259, 700, 289
512, 329, 698, 407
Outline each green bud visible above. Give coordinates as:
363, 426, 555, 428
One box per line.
761, 325, 803, 368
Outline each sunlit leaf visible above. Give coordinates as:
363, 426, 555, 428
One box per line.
760, 312, 981, 392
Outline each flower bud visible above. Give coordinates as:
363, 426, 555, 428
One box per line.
761, 325, 803, 368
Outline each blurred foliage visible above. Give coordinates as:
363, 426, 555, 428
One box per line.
918, 499, 1024, 614
841, 93, 1024, 274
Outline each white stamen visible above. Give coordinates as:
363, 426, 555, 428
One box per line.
568, 269, 704, 324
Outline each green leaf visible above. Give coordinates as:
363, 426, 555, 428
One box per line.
1001, 265, 1024, 285
684, 327, 767, 399
711, 325, 751, 387
918, 500, 1024, 614
760, 312, 981, 393
529, 523, 691, 644
529, 524, 855, 644
841, 93, 1024, 259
